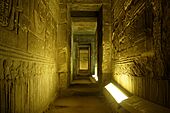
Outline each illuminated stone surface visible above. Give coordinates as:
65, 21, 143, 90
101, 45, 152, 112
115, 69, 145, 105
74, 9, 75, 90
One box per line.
0, 0, 59, 112
111, 0, 170, 108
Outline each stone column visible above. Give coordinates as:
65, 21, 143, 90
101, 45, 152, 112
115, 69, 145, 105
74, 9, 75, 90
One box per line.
101, 3, 112, 86
57, 3, 70, 90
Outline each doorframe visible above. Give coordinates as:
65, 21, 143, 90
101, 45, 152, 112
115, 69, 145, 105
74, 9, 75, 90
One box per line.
77, 44, 91, 76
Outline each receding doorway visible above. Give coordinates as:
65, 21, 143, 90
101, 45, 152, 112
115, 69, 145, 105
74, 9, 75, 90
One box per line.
77, 44, 91, 76
70, 9, 102, 84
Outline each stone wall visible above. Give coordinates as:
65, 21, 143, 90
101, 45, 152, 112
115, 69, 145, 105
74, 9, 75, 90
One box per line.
111, 0, 170, 108
101, 3, 112, 86
57, 2, 71, 89
0, 0, 59, 113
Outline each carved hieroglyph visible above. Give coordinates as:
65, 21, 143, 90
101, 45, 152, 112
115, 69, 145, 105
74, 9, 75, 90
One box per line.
0, 0, 13, 26
0, 0, 21, 31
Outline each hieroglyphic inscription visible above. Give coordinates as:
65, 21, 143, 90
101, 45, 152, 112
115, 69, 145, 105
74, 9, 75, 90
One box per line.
0, 0, 12, 26
0, 0, 22, 32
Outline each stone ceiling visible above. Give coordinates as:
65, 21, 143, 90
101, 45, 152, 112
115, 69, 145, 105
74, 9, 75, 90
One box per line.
71, 4, 102, 11
70, 3, 101, 35
72, 17, 97, 35
72, 17, 97, 34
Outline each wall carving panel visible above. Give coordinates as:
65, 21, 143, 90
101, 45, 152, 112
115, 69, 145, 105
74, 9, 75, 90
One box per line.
0, 0, 13, 27
0, 0, 22, 31
0, 57, 57, 113
0, 0, 59, 113
111, 0, 170, 108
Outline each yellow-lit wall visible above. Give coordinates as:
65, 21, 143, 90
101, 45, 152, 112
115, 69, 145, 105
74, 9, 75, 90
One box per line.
0, 0, 59, 112
111, 0, 170, 108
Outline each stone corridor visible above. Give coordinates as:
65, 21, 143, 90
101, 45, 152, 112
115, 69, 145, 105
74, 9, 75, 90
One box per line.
0, 0, 170, 113
44, 79, 111, 113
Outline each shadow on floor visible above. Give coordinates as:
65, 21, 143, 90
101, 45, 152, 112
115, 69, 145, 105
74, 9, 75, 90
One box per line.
43, 78, 112, 113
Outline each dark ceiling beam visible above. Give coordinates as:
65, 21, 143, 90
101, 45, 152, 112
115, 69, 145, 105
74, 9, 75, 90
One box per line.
71, 11, 99, 17
71, 17, 97, 22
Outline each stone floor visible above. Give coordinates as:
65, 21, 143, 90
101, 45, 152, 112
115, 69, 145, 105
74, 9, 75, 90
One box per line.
44, 78, 112, 113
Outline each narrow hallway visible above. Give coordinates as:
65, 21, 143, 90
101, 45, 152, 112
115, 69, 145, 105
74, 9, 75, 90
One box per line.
1, 0, 170, 113
44, 79, 112, 113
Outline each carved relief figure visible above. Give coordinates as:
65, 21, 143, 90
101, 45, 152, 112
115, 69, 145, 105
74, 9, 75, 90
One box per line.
10, 60, 21, 79
3, 59, 12, 80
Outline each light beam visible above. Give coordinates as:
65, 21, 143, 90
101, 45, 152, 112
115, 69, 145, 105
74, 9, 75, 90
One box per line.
105, 83, 128, 103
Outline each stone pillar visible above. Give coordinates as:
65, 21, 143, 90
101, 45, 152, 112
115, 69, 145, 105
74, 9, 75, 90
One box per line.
57, 3, 70, 90
101, 3, 112, 86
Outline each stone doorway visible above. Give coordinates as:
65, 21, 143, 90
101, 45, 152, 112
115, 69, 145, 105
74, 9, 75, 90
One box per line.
77, 44, 91, 77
